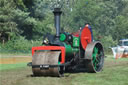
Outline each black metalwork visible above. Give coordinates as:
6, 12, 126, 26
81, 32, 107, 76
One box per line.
53, 8, 62, 38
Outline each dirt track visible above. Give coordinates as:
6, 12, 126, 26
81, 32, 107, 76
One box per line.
0, 57, 32, 64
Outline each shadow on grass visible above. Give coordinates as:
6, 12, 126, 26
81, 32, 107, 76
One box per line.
26, 68, 91, 78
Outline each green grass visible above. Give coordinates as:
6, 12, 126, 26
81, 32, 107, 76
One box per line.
0, 56, 128, 85
72, 65, 128, 85
0, 63, 27, 71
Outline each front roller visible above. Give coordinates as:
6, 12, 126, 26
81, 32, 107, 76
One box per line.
32, 51, 64, 77
85, 41, 104, 73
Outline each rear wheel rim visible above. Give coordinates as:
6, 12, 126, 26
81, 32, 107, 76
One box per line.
92, 47, 98, 70
85, 42, 104, 72
92, 47, 104, 71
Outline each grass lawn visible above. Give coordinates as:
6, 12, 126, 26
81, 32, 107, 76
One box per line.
0, 63, 27, 71
0, 56, 128, 85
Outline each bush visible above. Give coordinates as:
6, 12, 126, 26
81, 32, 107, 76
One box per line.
100, 35, 117, 54
13, 36, 32, 51
0, 36, 42, 53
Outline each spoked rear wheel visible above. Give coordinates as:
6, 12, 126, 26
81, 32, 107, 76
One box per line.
85, 42, 104, 73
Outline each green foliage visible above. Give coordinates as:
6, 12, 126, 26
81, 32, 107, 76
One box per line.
112, 15, 128, 40
0, 0, 128, 52
0, 36, 42, 53
13, 36, 31, 51
0, 0, 18, 41
100, 35, 117, 51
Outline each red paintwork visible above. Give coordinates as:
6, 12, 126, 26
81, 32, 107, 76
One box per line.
32, 46, 65, 64
80, 25, 92, 49
72, 30, 80, 37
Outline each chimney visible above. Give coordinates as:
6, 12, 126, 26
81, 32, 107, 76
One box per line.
53, 8, 62, 38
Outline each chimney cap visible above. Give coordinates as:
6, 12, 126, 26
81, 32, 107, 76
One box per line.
53, 8, 62, 14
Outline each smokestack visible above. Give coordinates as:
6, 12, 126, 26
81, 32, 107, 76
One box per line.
53, 8, 62, 38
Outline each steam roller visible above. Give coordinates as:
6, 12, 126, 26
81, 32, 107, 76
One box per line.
29, 8, 105, 77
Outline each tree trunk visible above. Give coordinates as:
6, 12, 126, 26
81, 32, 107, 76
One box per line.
2, 39, 5, 45
8, 35, 10, 41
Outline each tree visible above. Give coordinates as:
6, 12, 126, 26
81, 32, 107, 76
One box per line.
112, 15, 128, 40
0, 0, 18, 44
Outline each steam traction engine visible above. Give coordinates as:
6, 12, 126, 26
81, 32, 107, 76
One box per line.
31, 8, 104, 77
